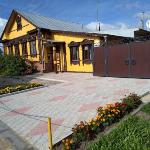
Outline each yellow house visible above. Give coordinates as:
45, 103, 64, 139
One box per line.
1, 9, 102, 73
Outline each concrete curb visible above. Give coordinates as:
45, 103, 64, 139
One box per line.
0, 85, 47, 98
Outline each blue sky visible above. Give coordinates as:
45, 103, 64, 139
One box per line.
0, 0, 150, 34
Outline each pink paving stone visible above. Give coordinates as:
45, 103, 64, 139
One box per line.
29, 119, 64, 136
136, 80, 148, 85
114, 89, 130, 96
27, 90, 44, 96
5, 106, 31, 117
78, 102, 100, 112
86, 86, 97, 90
102, 96, 109, 99
0, 98, 14, 103
50, 95, 67, 102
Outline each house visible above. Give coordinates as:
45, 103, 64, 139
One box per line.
97, 28, 150, 38
1, 9, 107, 73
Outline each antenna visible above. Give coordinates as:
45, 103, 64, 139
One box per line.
96, 0, 101, 31
141, 11, 145, 29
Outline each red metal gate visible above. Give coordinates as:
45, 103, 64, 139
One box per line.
93, 40, 150, 78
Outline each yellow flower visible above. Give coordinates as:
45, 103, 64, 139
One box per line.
108, 114, 112, 117
92, 121, 96, 125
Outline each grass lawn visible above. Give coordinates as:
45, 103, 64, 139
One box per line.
87, 115, 150, 150
141, 102, 150, 114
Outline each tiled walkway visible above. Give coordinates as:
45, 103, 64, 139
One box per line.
0, 73, 150, 150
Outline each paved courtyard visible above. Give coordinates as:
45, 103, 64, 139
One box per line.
0, 73, 150, 150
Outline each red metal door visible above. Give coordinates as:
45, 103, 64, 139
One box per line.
93, 47, 105, 76
130, 41, 150, 78
107, 44, 130, 77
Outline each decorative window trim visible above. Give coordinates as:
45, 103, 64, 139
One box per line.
80, 39, 94, 45
16, 15, 22, 31
29, 40, 37, 57
68, 41, 80, 65
81, 39, 94, 64
22, 42, 28, 57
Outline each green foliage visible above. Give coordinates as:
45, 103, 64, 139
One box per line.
0, 55, 32, 76
87, 115, 150, 150
141, 102, 150, 114
0, 48, 2, 56
122, 93, 142, 111
0, 82, 43, 95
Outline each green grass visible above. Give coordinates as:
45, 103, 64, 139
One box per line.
141, 103, 150, 114
87, 116, 150, 150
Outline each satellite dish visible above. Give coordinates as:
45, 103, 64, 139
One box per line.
146, 20, 150, 29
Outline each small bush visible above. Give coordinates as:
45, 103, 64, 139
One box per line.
0, 55, 36, 76
122, 93, 142, 111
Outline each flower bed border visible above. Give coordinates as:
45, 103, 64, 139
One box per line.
0, 83, 46, 98
53, 91, 150, 150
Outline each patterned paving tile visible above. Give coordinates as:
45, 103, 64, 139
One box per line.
29, 118, 64, 136
0, 98, 14, 103
4, 106, 31, 117
114, 88, 130, 96
0, 73, 150, 150
50, 95, 67, 102
78, 102, 100, 112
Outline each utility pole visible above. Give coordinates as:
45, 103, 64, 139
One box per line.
141, 11, 145, 29
96, 0, 100, 31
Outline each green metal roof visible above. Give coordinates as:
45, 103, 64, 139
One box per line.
17, 10, 91, 33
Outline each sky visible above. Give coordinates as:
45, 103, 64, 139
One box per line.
0, 0, 150, 36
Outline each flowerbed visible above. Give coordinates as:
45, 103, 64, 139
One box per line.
62, 93, 142, 150
0, 83, 43, 95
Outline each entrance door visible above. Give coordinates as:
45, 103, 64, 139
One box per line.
47, 47, 54, 72
54, 45, 61, 73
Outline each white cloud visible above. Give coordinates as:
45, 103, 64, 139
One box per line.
115, 1, 139, 9
0, 17, 7, 37
86, 21, 128, 31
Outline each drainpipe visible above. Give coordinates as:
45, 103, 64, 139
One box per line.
103, 35, 108, 76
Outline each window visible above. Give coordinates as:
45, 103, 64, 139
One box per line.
14, 44, 20, 56
82, 44, 92, 60
30, 40, 37, 56
8, 46, 13, 55
22, 42, 28, 56
70, 46, 79, 62
16, 15, 22, 31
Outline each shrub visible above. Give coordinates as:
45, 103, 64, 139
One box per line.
122, 93, 142, 111
0, 55, 36, 76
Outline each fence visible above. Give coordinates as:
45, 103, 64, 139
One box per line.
93, 40, 150, 78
